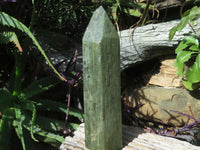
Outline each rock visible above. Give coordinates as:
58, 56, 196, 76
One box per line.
126, 86, 200, 126
148, 58, 182, 87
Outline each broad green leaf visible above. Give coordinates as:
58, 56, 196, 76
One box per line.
169, 6, 200, 41
0, 31, 23, 52
19, 76, 60, 100
189, 45, 200, 51
184, 36, 199, 46
189, 6, 200, 17
0, 90, 16, 113
0, 109, 14, 150
182, 80, 199, 90
0, 12, 66, 81
174, 51, 195, 76
185, 57, 200, 83
169, 26, 177, 41
175, 41, 188, 53
182, 8, 192, 17
124, 8, 142, 17
35, 99, 83, 119
177, 16, 191, 33
177, 7, 200, 33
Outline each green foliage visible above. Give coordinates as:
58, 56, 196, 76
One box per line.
0, 54, 82, 149
0, 11, 66, 81
109, 0, 154, 24
0, 109, 14, 150
20, 77, 60, 100
0, 90, 16, 112
35, 99, 84, 120
0, 4, 83, 150
169, 6, 200, 90
0, 32, 23, 52
169, 6, 200, 41
174, 36, 200, 90
31, 0, 95, 39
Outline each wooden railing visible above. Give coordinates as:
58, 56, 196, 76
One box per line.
82, 6, 122, 150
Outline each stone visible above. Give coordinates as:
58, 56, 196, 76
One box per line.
126, 86, 200, 126
83, 6, 122, 150
148, 58, 182, 87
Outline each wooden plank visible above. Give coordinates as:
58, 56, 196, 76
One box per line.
82, 6, 122, 150
60, 123, 200, 150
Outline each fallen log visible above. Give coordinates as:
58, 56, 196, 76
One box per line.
38, 17, 200, 71
119, 16, 200, 70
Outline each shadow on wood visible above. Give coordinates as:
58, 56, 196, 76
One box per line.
60, 123, 200, 150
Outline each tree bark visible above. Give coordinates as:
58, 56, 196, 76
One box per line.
119, 17, 200, 70
41, 17, 200, 72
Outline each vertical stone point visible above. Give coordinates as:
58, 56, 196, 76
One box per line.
83, 6, 122, 150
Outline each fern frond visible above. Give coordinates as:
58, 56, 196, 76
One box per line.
14, 101, 34, 111
24, 112, 79, 132
67, 107, 84, 120
30, 104, 38, 142
20, 76, 60, 100
35, 116, 65, 131
67, 122, 80, 130
0, 11, 66, 81
36, 116, 80, 131
0, 109, 14, 150
0, 90, 16, 113
35, 99, 84, 119
13, 109, 26, 150
23, 128, 37, 150
23, 124, 65, 143
0, 31, 23, 52
12, 51, 25, 96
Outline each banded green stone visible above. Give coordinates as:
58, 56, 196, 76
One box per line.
83, 6, 122, 150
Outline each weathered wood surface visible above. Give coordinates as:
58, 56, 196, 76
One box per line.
41, 17, 200, 71
82, 6, 122, 150
60, 123, 200, 150
154, 0, 183, 10
119, 17, 200, 70
148, 58, 182, 87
